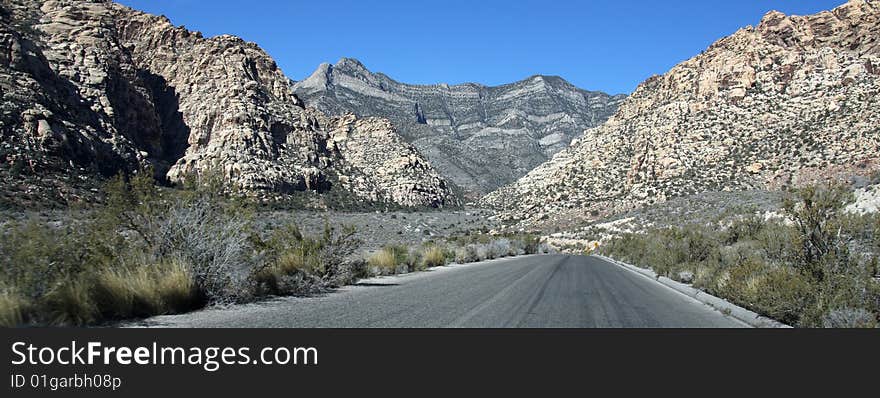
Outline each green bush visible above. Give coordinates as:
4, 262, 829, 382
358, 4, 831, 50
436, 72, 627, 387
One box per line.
722, 214, 764, 245
782, 184, 854, 280
523, 234, 541, 254
0, 220, 99, 302
251, 220, 360, 295
719, 260, 817, 325
754, 223, 803, 266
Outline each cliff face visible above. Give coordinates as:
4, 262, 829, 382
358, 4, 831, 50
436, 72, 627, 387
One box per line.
0, 0, 458, 208
293, 58, 624, 197
483, 0, 880, 228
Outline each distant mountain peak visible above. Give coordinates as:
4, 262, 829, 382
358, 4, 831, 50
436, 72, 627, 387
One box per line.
293, 59, 625, 197
335, 57, 368, 69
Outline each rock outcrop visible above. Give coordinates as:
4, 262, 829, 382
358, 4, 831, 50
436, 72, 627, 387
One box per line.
483, 0, 880, 228
293, 58, 624, 197
0, 0, 457, 208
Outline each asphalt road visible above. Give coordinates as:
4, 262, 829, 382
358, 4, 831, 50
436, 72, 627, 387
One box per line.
133, 255, 746, 328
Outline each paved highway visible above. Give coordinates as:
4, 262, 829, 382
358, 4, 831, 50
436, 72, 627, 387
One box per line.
134, 255, 746, 328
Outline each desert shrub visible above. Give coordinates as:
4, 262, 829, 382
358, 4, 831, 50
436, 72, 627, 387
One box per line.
251, 220, 361, 295
93, 266, 162, 319
149, 196, 249, 303
538, 243, 553, 254
0, 221, 97, 302
442, 246, 457, 263
782, 184, 854, 280
719, 239, 767, 268
405, 247, 424, 272
754, 223, 802, 265
601, 226, 721, 277
475, 244, 490, 261
722, 214, 764, 244
453, 247, 466, 263
822, 307, 877, 328
317, 224, 362, 286
508, 239, 526, 256
870, 170, 880, 185
0, 219, 117, 326
522, 234, 541, 254
251, 264, 324, 297
875, 214, 880, 252
96, 170, 253, 304
151, 259, 203, 313
674, 225, 721, 264
486, 239, 512, 259
98, 171, 166, 247
455, 245, 480, 263
0, 218, 205, 325
388, 245, 411, 265
444, 233, 546, 260
720, 261, 817, 325
692, 262, 725, 291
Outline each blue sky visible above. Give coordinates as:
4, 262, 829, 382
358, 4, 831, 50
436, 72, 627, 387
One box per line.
116, 0, 845, 94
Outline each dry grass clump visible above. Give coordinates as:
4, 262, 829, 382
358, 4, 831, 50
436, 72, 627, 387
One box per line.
41, 277, 97, 326
367, 245, 410, 275
91, 258, 201, 320
0, 286, 29, 328
420, 246, 447, 269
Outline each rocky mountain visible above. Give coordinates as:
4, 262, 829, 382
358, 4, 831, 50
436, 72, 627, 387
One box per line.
483, 0, 880, 229
0, 0, 457, 208
293, 58, 625, 197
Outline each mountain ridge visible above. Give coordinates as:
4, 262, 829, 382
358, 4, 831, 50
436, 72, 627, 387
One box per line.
297, 57, 624, 96
0, 0, 458, 208
293, 57, 625, 197
482, 0, 880, 229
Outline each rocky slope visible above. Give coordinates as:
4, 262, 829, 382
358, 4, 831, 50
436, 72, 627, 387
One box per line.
0, 0, 457, 208
293, 58, 624, 197
483, 0, 880, 229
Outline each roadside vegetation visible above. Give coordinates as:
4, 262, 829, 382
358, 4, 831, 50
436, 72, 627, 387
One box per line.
599, 183, 880, 328
0, 170, 545, 327
365, 233, 551, 276
0, 170, 363, 326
